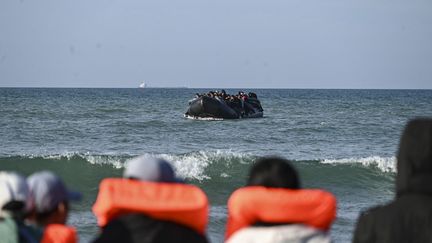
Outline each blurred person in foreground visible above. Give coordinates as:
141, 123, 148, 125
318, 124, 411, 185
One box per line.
353, 118, 432, 243
27, 171, 82, 243
225, 157, 337, 243
92, 156, 209, 243
0, 171, 36, 243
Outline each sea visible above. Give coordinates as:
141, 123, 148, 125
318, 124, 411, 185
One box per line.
1, 88, 431, 242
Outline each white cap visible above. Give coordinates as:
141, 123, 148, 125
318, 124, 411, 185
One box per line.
0, 171, 32, 215
123, 155, 183, 183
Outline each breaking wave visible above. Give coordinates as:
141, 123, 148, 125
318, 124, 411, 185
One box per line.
320, 156, 396, 173
0, 150, 255, 181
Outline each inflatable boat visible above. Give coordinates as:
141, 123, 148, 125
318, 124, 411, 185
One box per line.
184, 93, 263, 120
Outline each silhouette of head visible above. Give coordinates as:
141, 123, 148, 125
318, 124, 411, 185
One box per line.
247, 157, 300, 189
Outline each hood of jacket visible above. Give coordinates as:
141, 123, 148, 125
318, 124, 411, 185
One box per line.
396, 118, 432, 197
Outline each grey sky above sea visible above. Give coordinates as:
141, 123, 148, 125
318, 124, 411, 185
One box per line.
0, 0, 431, 89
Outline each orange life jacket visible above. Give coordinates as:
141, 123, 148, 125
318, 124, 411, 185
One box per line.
41, 224, 77, 243
225, 186, 337, 239
92, 178, 209, 234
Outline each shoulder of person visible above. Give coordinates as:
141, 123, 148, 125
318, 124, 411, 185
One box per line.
94, 214, 208, 243
0, 216, 18, 240
227, 224, 330, 243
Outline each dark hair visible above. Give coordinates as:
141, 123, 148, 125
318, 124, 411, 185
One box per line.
1, 201, 27, 220
247, 157, 300, 189
2, 201, 25, 213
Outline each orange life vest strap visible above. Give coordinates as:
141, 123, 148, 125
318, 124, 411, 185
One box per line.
41, 224, 77, 243
226, 186, 337, 239
92, 178, 209, 234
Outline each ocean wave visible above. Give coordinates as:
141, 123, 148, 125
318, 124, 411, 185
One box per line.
25, 152, 126, 169
3, 152, 395, 179
156, 150, 254, 181
320, 156, 396, 173
2, 150, 254, 181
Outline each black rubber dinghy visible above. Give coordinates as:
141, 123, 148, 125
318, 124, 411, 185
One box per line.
185, 95, 264, 119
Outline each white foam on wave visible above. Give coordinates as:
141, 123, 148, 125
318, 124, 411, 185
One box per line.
22, 150, 253, 180
184, 114, 224, 121
23, 152, 74, 160
84, 154, 123, 169
26, 152, 81, 162
31, 152, 124, 169
158, 150, 253, 181
321, 156, 396, 173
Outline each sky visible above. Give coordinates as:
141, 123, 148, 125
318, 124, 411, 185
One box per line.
0, 0, 431, 89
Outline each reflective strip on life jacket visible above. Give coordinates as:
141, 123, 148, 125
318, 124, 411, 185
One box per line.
92, 178, 209, 234
226, 186, 337, 239
41, 224, 77, 243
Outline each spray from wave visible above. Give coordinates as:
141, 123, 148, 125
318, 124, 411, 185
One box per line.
151, 150, 254, 181
320, 156, 396, 173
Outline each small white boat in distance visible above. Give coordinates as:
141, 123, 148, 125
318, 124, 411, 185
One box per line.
139, 82, 147, 88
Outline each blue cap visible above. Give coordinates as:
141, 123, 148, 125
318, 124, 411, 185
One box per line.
123, 156, 183, 183
27, 171, 82, 213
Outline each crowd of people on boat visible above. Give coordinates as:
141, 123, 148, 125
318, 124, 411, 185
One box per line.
1, 118, 432, 243
194, 90, 258, 102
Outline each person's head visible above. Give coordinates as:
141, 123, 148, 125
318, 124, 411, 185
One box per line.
248, 92, 257, 99
247, 157, 300, 189
27, 171, 81, 225
396, 118, 432, 196
0, 171, 32, 219
123, 155, 183, 183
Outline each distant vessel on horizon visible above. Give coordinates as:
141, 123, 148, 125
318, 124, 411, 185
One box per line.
139, 82, 147, 88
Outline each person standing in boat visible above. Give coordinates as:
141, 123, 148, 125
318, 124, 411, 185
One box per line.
221, 89, 227, 99
225, 157, 337, 243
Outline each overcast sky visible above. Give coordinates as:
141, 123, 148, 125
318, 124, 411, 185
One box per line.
1, 0, 431, 89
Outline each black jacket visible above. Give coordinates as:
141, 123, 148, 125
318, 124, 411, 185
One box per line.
93, 214, 209, 243
353, 118, 432, 243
